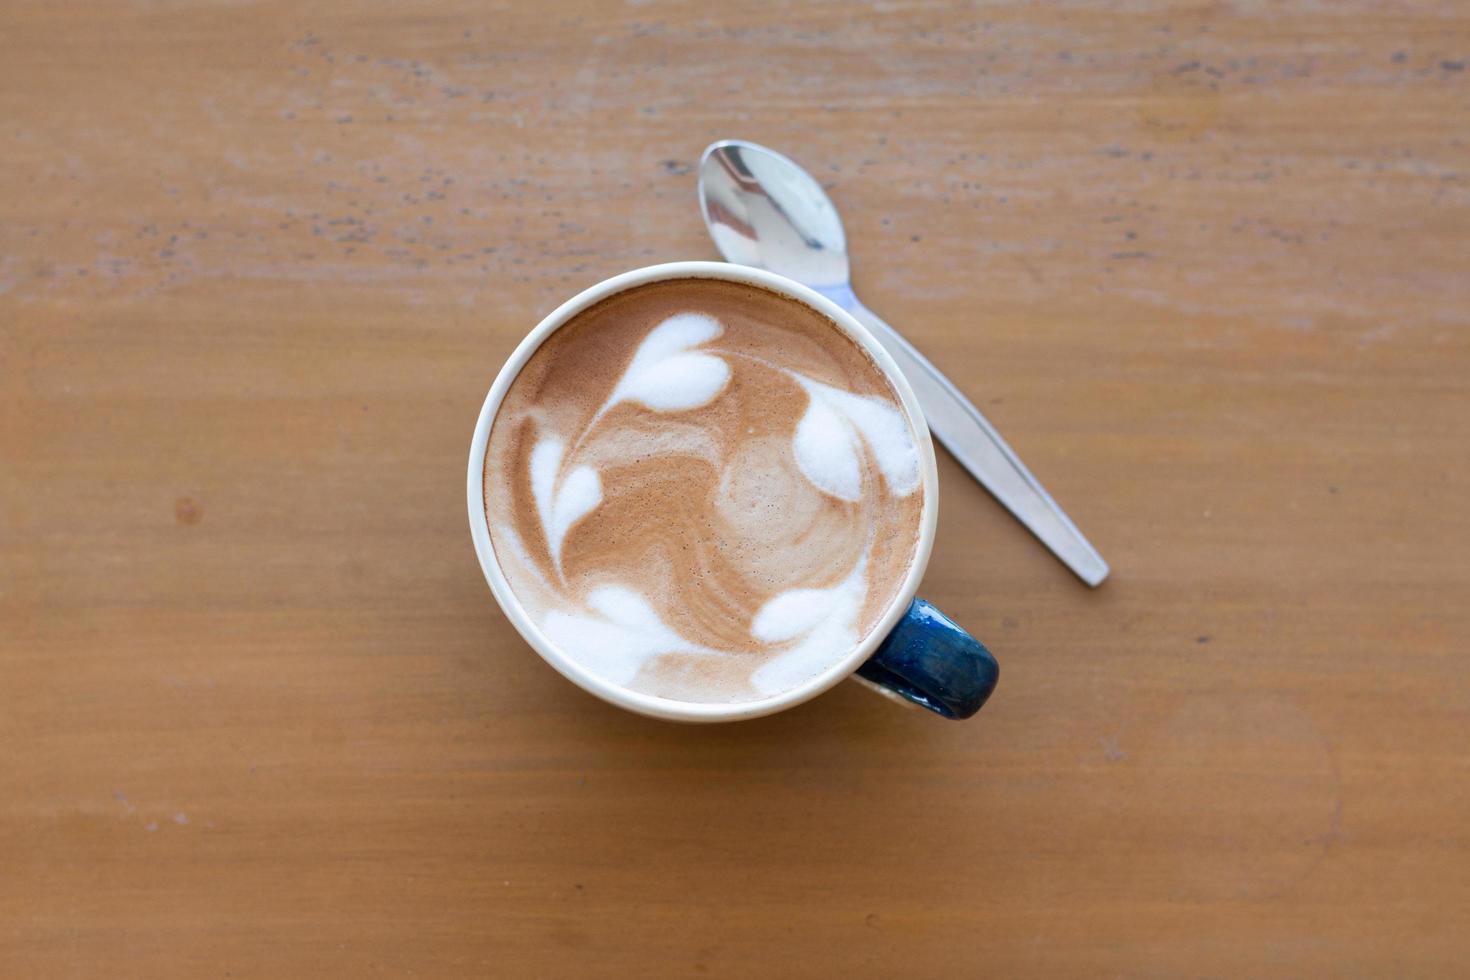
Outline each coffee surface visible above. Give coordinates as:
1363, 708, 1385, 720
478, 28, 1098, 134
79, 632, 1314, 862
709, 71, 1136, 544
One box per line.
484, 278, 925, 703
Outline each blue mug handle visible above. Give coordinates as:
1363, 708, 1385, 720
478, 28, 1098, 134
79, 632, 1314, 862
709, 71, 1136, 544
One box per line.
855, 599, 999, 719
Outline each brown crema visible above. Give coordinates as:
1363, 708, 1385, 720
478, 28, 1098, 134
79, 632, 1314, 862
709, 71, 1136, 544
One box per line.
485, 278, 925, 703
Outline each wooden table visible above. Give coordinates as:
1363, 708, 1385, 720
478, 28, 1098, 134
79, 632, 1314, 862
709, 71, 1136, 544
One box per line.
4, 1, 1467, 975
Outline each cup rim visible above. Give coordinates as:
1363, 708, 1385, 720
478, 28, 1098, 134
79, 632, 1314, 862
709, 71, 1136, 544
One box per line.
466, 261, 939, 721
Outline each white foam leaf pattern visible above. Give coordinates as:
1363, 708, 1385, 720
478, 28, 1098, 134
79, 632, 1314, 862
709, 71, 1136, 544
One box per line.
749, 559, 867, 696
604, 312, 730, 414
541, 585, 711, 687
586, 585, 669, 631
529, 436, 602, 569
791, 377, 920, 502
751, 587, 844, 644
792, 392, 863, 502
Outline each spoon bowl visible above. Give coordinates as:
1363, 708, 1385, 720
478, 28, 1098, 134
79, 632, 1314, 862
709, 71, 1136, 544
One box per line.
699, 140, 851, 294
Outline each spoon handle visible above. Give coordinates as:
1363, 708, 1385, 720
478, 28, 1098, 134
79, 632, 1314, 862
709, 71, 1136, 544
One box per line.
844, 299, 1110, 587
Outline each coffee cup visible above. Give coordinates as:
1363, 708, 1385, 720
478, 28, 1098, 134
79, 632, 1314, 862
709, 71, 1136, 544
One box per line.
467, 261, 998, 722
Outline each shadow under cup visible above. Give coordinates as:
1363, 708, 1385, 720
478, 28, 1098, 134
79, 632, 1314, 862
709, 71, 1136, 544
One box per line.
467, 261, 998, 722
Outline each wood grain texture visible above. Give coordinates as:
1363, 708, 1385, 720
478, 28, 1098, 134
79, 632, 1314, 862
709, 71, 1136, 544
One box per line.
2, 1, 1467, 976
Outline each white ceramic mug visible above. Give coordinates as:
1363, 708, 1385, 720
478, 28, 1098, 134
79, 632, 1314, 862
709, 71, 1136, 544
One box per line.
467, 262, 997, 722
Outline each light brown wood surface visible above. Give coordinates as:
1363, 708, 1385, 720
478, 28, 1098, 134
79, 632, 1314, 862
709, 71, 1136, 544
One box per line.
3, 1, 1468, 976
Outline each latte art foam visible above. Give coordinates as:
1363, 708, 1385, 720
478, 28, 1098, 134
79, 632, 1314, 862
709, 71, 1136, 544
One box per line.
485, 279, 925, 703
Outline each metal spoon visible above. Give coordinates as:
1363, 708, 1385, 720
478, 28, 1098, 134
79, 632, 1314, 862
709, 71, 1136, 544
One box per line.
699, 139, 1109, 586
